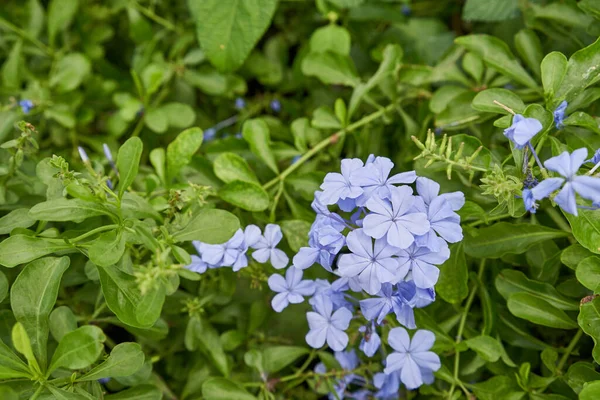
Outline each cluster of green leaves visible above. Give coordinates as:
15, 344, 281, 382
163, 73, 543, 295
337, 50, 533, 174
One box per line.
0, 0, 600, 399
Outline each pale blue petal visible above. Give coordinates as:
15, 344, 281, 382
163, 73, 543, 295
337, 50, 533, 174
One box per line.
554, 183, 578, 216
531, 177, 564, 200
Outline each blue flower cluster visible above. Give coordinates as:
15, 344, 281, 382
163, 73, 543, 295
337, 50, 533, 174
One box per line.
503, 102, 600, 216
268, 155, 463, 398
186, 224, 289, 273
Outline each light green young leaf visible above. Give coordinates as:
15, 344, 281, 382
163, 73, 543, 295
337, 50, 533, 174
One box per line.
49, 306, 77, 342
166, 127, 203, 183
581, 381, 600, 400
172, 208, 239, 244
11, 322, 39, 373
242, 119, 278, 174
0, 235, 72, 268
213, 153, 259, 184
117, 137, 143, 198
219, 180, 270, 212
162, 102, 196, 129
48, 326, 105, 374
309, 24, 351, 56
88, 230, 126, 267
145, 108, 168, 133
10, 257, 70, 370
202, 377, 257, 400
78, 342, 145, 381
507, 293, 578, 329
188, 0, 277, 72
454, 34, 538, 89
464, 223, 569, 259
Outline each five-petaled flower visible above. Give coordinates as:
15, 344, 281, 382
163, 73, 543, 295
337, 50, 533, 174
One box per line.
306, 295, 353, 351
503, 114, 542, 149
268, 267, 315, 312
252, 224, 289, 269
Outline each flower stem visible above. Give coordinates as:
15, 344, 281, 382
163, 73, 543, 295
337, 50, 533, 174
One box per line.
557, 329, 582, 372
262, 103, 397, 190
68, 224, 119, 243
0, 17, 53, 56
130, 0, 181, 33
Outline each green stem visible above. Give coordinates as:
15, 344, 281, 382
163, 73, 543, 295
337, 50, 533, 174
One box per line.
130, 1, 181, 33
262, 103, 397, 191
30, 385, 45, 400
468, 213, 512, 227
545, 207, 571, 233
557, 329, 582, 372
269, 181, 285, 223
69, 224, 118, 243
448, 259, 486, 399
0, 17, 52, 56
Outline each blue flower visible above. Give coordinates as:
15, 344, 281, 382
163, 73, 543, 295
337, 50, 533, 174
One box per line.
306, 295, 352, 351
401, 4, 411, 16
251, 224, 289, 269
312, 279, 354, 311
315, 350, 365, 399
268, 267, 315, 312
98, 377, 111, 385
198, 225, 261, 271
532, 148, 600, 215
554, 100, 567, 129
270, 99, 281, 112
396, 240, 449, 289
352, 156, 416, 206
320, 158, 364, 208
19, 99, 34, 114
416, 177, 464, 211
503, 114, 543, 149
586, 149, 600, 165
359, 321, 381, 357
204, 128, 217, 141
78, 146, 90, 163
337, 229, 401, 295
384, 328, 440, 390
373, 371, 400, 399
412, 284, 436, 308
234, 97, 246, 110
293, 225, 345, 271
522, 188, 537, 214
186, 255, 209, 274
103, 144, 114, 163
359, 283, 416, 328
363, 185, 430, 249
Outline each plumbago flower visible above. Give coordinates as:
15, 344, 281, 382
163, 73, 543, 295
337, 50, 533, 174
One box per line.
503, 114, 543, 149
266, 155, 464, 398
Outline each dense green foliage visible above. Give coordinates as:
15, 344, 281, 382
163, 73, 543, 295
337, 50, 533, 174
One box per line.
0, 0, 600, 399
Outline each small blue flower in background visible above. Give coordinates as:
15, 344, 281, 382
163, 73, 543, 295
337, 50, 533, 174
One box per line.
553, 100, 567, 129
234, 97, 246, 110
531, 148, 600, 215
78, 146, 90, 163
204, 128, 217, 141
268, 267, 315, 312
363, 185, 430, 249
401, 4, 411, 16
193, 225, 263, 271
373, 370, 400, 399
98, 377, 111, 385
306, 294, 352, 351
383, 328, 441, 390
359, 321, 381, 357
103, 143, 114, 163
291, 155, 301, 164
503, 114, 543, 149
19, 99, 34, 114
315, 350, 367, 399
270, 99, 281, 113
586, 148, 600, 165
396, 239, 449, 289
252, 224, 289, 269
338, 229, 402, 295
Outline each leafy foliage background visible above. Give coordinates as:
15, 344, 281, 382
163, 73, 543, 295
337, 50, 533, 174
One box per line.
0, 0, 600, 399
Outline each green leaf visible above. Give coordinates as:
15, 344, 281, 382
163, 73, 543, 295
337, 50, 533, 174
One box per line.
242, 119, 278, 174
49, 306, 77, 342
541, 51, 568, 101
29, 198, 110, 222
302, 51, 359, 87
561, 244, 594, 270
189, 0, 277, 71
280, 220, 311, 252
219, 180, 270, 212
563, 111, 600, 134
462, 52, 484, 83
579, 0, 600, 20
213, 153, 259, 184
471, 376, 525, 400
580, 381, 600, 400
88, 231, 126, 267
96, 264, 150, 329
495, 270, 578, 311
0, 337, 30, 379
172, 208, 239, 244
145, 108, 168, 133
47, 386, 90, 400
577, 257, 600, 292
135, 284, 165, 327
567, 362, 600, 394
309, 24, 351, 56
202, 377, 257, 400
162, 102, 196, 129
11, 257, 70, 369
464, 336, 503, 362
553, 37, 600, 106
186, 317, 228, 376
0, 386, 17, 400
0, 234, 73, 268
0, 271, 7, 304
514, 29, 542, 79
149, 148, 166, 183
312, 106, 342, 129
507, 293, 578, 329
462, 0, 518, 21
116, 137, 143, 198
472, 88, 526, 114
48, 326, 105, 374
436, 243, 468, 304
262, 346, 308, 373
1, 40, 22, 89
0, 209, 36, 234
579, 296, 600, 363
47, 0, 79, 47
104, 385, 161, 400
464, 223, 568, 259
49, 53, 91, 92
565, 208, 600, 254
166, 127, 203, 183
429, 86, 469, 114
454, 34, 538, 89
78, 342, 145, 381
